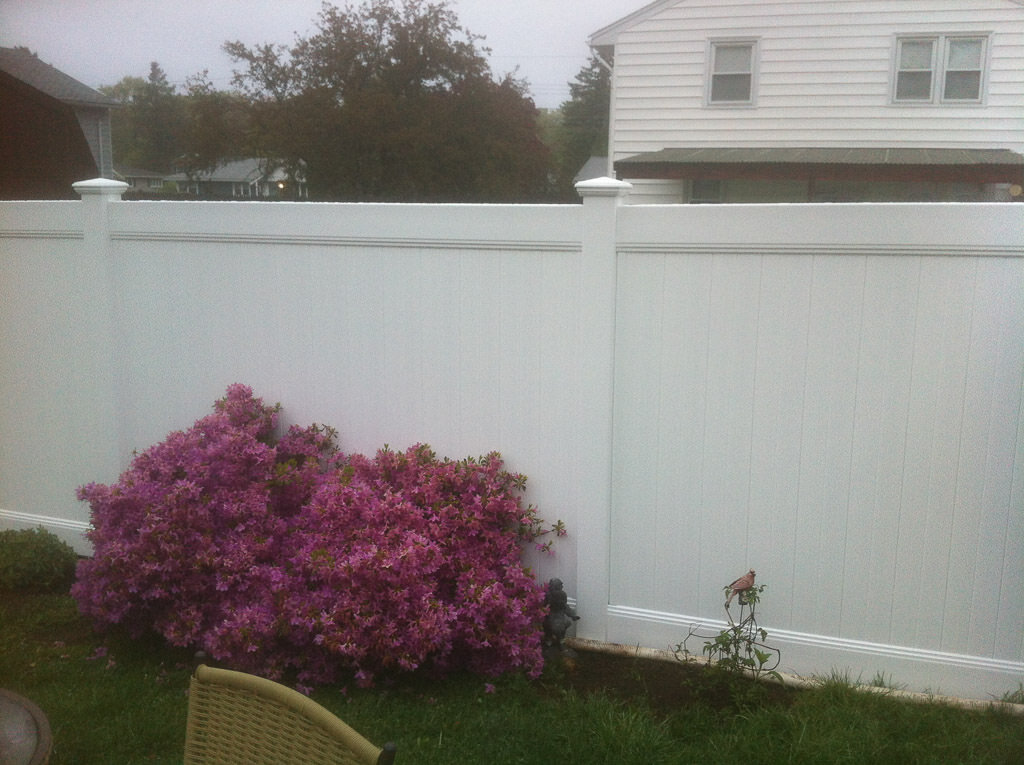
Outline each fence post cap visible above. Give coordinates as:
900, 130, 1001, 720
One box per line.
575, 177, 632, 198
72, 178, 129, 197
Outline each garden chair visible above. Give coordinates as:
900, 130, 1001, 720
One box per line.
184, 662, 397, 765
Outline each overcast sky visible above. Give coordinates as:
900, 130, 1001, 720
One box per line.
0, 0, 633, 108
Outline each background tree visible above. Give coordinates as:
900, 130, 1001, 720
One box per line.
551, 55, 611, 200
179, 72, 252, 177
224, 0, 552, 201
422, 74, 553, 201
101, 75, 148, 168
102, 63, 185, 171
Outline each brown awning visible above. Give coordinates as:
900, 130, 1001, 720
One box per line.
615, 148, 1024, 185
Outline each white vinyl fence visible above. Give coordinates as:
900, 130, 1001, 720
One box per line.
1, 178, 1021, 700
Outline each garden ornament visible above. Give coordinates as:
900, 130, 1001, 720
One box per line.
724, 569, 756, 608
543, 578, 579, 649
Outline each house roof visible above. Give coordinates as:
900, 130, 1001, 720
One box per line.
165, 158, 299, 184
589, 0, 678, 50
165, 159, 266, 184
589, 0, 1024, 49
0, 47, 116, 108
115, 168, 169, 180
615, 147, 1024, 184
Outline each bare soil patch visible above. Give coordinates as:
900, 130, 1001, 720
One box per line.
541, 647, 800, 716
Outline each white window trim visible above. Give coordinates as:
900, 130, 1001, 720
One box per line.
706, 38, 759, 107
891, 33, 990, 105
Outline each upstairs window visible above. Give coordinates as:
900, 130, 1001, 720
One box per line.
943, 37, 985, 100
708, 41, 757, 105
895, 39, 935, 100
894, 36, 986, 103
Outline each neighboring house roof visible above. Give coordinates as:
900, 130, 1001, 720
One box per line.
116, 167, 168, 180
0, 49, 108, 198
589, 0, 678, 52
616, 148, 1024, 184
165, 158, 300, 184
590, 0, 1024, 49
0, 47, 116, 108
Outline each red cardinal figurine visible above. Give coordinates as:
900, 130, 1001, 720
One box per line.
725, 569, 756, 607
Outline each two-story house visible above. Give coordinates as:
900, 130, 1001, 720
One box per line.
589, 0, 1024, 202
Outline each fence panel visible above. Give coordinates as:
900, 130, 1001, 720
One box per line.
1, 190, 1021, 700
607, 203, 1024, 698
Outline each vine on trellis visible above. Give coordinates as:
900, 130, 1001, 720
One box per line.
674, 580, 781, 682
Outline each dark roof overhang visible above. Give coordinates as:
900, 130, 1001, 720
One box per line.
615, 148, 1024, 185
0, 69, 99, 198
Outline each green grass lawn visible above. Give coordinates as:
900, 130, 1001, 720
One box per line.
3, 591, 1023, 764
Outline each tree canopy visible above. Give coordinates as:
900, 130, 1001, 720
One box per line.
223, 0, 553, 201
179, 72, 252, 177
102, 64, 250, 178
102, 63, 185, 171
99, 2, 613, 203
551, 55, 611, 198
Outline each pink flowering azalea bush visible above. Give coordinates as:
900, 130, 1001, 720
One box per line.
73, 384, 562, 688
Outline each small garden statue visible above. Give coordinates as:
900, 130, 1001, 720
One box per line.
724, 569, 756, 608
543, 578, 579, 650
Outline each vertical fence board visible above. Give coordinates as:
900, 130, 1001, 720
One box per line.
747, 255, 813, 629
965, 258, 1024, 659
697, 255, 762, 614
892, 257, 977, 650
840, 256, 920, 643
652, 254, 715, 613
944, 261, 1008, 655
611, 253, 668, 607
791, 255, 865, 636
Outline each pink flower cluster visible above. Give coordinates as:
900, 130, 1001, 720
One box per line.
73, 384, 559, 688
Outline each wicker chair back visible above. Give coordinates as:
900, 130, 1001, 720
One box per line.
184, 664, 396, 765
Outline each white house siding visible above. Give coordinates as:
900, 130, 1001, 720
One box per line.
605, 0, 1024, 163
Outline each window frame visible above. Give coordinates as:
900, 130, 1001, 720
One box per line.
893, 38, 936, 102
891, 34, 989, 105
941, 36, 987, 102
706, 39, 759, 106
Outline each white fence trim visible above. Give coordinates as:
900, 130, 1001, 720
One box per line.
606, 604, 1024, 699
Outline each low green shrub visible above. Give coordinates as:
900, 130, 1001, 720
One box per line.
0, 526, 78, 593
